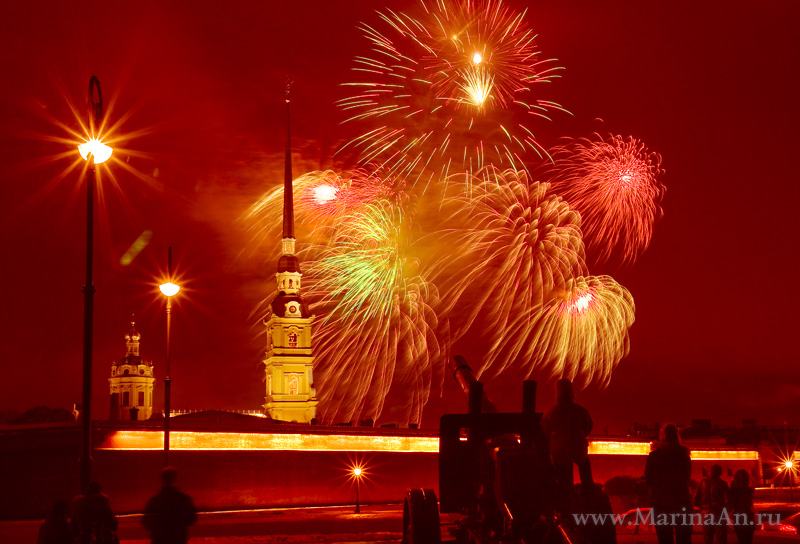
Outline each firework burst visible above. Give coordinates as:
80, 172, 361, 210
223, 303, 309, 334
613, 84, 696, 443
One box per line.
245, 169, 403, 252
428, 167, 586, 375
549, 134, 665, 266
519, 275, 635, 386
304, 201, 447, 426
338, 0, 567, 184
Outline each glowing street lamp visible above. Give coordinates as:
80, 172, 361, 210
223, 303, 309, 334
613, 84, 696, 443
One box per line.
786, 460, 795, 501
159, 247, 180, 466
77, 76, 112, 493
353, 466, 364, 513
159, 282, 180, 297
77, 139, 113, 164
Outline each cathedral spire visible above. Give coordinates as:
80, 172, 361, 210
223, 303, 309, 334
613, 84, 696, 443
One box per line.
277, 80, 301, 292
263, 82, 318, 423
283, 80, 294, 242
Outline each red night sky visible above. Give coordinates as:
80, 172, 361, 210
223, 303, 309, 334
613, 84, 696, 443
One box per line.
0, 0, 798, 432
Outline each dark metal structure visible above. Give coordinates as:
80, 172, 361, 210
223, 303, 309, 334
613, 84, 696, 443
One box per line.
403, 355, 614, 544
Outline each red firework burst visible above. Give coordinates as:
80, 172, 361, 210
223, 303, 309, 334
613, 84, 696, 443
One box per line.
549, 134, 665, 266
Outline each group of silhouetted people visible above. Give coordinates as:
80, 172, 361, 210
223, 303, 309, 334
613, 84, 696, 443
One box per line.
644, 423, 756, 544
541, 379, 757, 544
38, 467, 197, 544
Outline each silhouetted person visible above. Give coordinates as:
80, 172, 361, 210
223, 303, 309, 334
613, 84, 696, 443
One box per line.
695, 464, 729, 544
71, 481, 118, 544
728, 469, 754, 544
541, 378, 594, 512
143, 467, 197, 544
645, 423, 692, 544
38, 500, 72, 544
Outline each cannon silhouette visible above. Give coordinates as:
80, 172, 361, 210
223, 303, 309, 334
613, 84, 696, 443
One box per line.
402, 355, 615, 544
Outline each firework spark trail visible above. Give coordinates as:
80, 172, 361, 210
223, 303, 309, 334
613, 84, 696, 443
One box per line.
549, 134, 665, 266
338, 0, 567, 185
427, 167, 586, 376
303, 201, 447, 426
521, 275, 635, 386
244, 169, 402, 254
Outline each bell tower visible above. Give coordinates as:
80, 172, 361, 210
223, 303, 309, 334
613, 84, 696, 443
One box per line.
263, 84, 318, 423
109, 319, 155, 420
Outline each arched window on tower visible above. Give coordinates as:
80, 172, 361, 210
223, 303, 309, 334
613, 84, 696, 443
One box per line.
288, 332, 298, 348
288, 375, 299, 395
122, 391, 130, 407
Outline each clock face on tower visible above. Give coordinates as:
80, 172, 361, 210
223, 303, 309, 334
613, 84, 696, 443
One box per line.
286, 301, 300, 315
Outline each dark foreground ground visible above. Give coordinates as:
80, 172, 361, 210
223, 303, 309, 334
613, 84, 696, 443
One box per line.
0, 504, 408, 544
5, 502, 800, 544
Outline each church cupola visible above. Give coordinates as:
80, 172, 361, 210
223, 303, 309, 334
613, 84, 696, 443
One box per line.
109, 318, 155, 421
124, 322, 141, 357
263, 83, 318, 424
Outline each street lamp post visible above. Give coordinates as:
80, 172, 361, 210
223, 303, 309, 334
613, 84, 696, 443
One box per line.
77, 76, 112, 493
786, 460, 795, 502
353, 467, 362, 513
159, 247, 180, 467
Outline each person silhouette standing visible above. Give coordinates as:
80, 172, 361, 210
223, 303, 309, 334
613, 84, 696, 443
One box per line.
695, 464, 729, 544
143, 467, 197, 544
728, 469, 755, 544
71, 482, 118, 544
645, 424, 693, 544
541, 378, 594, 513
37, 500, 72, 544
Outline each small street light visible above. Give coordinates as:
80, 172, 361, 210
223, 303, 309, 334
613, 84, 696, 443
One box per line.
353, 466, 364, 513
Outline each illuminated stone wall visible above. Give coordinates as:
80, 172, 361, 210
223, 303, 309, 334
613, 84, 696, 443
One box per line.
0, 424, 765, 519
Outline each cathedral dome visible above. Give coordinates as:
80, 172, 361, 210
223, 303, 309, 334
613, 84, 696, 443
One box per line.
277, 254, 301, 273
124, 322, 141, 342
